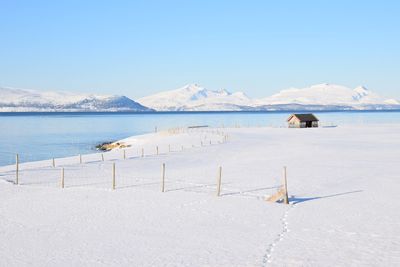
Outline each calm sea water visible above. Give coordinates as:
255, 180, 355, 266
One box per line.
1, 111, 399, 166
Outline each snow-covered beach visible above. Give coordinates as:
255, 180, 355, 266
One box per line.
1, 124, 399, 266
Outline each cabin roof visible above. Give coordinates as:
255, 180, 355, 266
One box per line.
287, 114, 319, 122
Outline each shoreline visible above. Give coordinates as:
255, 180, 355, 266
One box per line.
2, 109, 400, 116
2, 122, 399, 169
0, 126, 227, 171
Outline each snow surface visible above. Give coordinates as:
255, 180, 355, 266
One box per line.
137, 83, 400, 111
0, 125, 399, 266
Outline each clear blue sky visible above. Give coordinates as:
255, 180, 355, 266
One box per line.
0, 0, 399, 99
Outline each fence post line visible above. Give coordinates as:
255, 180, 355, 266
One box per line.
283, 166, 289, 204
216, 166, 222, 196
52, 158, 55, 168
156, 146, 159, 155
123, 150, 126, 160
61, 167, 64, 189
79, 154, 82, 164
112, 163, 116, 190
155, 126, 158, 133
161, 163, 166, 192
15, 154, 19, 185
101, 153, 104, 161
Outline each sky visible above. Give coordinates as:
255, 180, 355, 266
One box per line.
0, 0, 400, 99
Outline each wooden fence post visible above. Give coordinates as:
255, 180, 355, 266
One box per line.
156, 146, 159, 155
15, 154, 19, 185
283, 166, 289, 204
155, 126, 158, 133
161, 163, 166, 192
61, 167, 64, 188
52, 158, 55, 168
123, 150, 126, 160
101, 153, 104, 161
216, 166, 222, 196
79, 154, 82, 164
112, 163, 116, 190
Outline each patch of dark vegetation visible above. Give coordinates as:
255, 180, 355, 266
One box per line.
96, 141, 114, 151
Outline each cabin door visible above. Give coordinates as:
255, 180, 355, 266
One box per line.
306, 121, 312, 128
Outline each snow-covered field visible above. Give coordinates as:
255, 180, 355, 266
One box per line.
0, 124, 399, 266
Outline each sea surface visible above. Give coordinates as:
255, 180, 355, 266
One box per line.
0, 111, 399, 166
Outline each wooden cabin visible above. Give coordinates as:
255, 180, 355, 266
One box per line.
287, 114, 319, 128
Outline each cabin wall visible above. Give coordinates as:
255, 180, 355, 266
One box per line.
288, 118, 301, 128
288, 117, 319, 128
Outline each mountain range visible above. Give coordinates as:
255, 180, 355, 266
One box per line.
137, 83, 400, 111
1, 83, 399, 112
0, 87, 152, 112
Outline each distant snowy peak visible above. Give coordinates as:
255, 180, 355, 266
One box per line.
137, 84, 251, 111
138, 83, 399, 111
0, 87, 152, 112
258, 83, 400, 106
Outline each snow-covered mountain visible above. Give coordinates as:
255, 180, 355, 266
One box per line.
0, 87, 153, 112
138, 84, 254, 111
138, 83, 400, 111
257, 83, 399, 106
